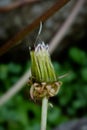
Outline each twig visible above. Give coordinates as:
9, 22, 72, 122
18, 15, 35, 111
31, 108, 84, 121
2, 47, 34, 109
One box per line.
0, 0, 84, 106
49, 0, 85, 54
41, 97, 48, 130
0, 0, 70, 56
0, 69, 30, 106
0, 0, 40, 13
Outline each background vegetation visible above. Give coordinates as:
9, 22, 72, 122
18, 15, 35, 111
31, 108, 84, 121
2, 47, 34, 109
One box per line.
0, 0, 87, 130
0, 47, 87, 130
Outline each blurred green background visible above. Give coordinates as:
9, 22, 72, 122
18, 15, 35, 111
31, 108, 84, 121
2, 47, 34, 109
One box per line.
0, 47, 87, 130
0, 0, 87, 130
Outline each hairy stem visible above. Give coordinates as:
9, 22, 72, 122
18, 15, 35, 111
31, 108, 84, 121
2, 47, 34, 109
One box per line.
41, 97, 48, 130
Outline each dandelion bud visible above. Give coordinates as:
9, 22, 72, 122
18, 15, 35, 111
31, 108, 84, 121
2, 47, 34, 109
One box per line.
30, 42, 57, 83
29, 41, 62, 101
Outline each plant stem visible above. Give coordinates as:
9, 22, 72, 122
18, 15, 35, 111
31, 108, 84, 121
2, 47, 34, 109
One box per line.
41, 97, 48, 130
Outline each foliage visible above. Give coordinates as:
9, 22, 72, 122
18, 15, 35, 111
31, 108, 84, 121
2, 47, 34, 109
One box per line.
0, 47, 87, 130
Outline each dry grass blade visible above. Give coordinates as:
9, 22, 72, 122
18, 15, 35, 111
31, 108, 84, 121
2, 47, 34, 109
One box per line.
0, 0, 40, 13
0, 0, 85, 106
49, 0, 85, 54
1, 0, 84, 106
0, 0, 70, 56
0, 69, 30, 106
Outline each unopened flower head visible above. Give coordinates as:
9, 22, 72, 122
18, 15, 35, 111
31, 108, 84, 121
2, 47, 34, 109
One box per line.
30, 42, 57, 83
29, 41, 62, 100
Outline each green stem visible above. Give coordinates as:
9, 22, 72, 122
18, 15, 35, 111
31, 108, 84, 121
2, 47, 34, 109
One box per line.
41, 97, 48, 130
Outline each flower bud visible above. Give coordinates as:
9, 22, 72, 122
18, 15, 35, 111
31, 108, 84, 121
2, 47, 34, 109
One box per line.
29, 42, 62, 100
30, 42, 57, 83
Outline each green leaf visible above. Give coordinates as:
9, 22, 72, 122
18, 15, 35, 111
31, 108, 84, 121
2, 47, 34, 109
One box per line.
48, 107, 61, 125
0, 65, 8, 80
8, 63, 22, 74
69, 47, 86, 65
80, 68, 87, 81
